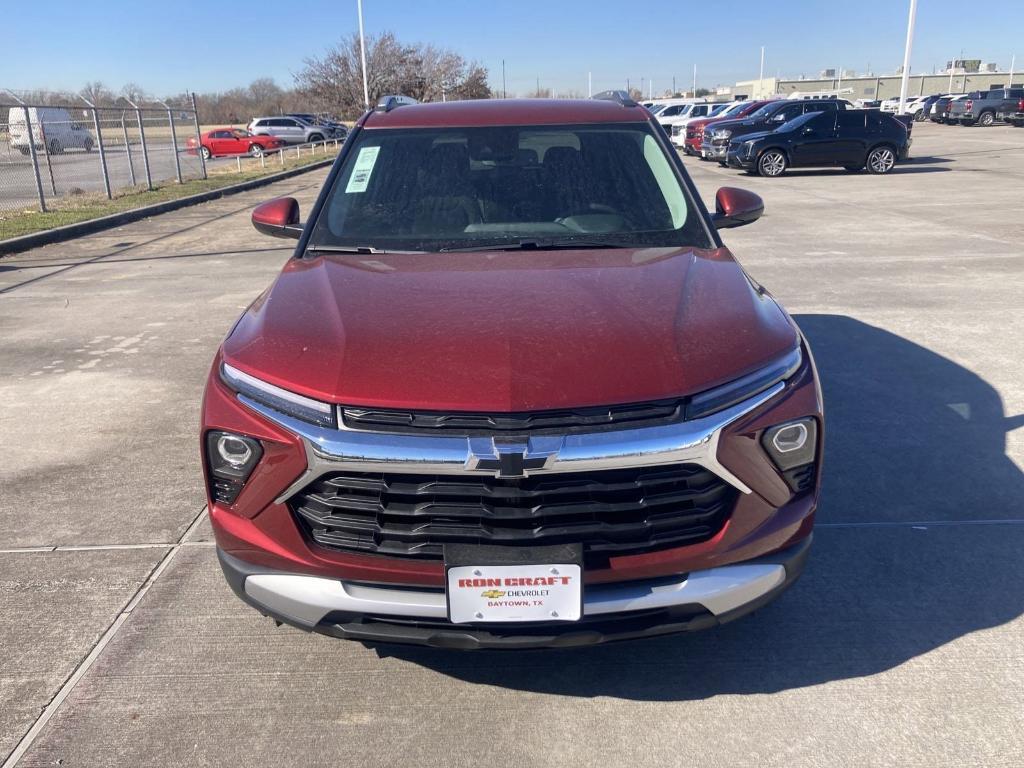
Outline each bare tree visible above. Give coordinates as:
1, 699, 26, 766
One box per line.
295, 32, 491, 118
120, 82, 146, 103
80, 81, 114, 106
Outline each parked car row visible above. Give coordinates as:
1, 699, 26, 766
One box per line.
671, 96, 912, 178
925, 88, 1024, 126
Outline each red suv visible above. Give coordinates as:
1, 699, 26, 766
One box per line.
202, 93, 823, 649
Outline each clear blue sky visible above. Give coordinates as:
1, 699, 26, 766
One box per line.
4, 0, 1022, 97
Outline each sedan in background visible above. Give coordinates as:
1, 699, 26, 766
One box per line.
187, 129, 285, 160
726, 109, 911, 177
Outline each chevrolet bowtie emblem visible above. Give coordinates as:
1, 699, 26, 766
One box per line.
467, 437, 561, 478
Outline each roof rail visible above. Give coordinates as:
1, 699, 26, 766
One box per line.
591, 90, 638, 108
375, 95, 418, 112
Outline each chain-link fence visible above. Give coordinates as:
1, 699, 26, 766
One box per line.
0, 99, 207, 214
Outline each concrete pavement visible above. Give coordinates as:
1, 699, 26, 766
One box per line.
1, 122, 1022, 767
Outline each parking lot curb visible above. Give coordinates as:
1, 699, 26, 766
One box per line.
0, 157, 335, 256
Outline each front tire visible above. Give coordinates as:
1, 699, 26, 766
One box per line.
200, 146, 211, 161
48, 139, 62, 155
308, 133, 324, 143
84, 139, 94, 152
756, 149, 787, 177
248, 144, 264, 158
866, 145, 896, 174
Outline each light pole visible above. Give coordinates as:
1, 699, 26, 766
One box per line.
759, 46, 765, 85
897, 0, 918, 114
588, 71, 592, 98
357, 0, 370, 109
1010, 54, 1017, 86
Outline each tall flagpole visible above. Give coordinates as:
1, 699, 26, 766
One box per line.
897, 0, 918, 114
357, 0, 370, 109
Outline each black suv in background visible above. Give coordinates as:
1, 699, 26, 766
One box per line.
702, 98, 854, 163
726, 109, 911, 177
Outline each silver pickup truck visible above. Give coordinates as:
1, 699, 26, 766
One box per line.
948, 88, 1024, 126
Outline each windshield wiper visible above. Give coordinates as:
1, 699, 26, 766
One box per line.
305, 245, 423, 255
439, 239, 627, 253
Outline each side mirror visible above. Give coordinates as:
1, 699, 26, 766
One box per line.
252, 197, 302, 239
711, 187, 764, 230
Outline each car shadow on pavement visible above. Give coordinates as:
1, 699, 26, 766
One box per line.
375, 314, 1024, 700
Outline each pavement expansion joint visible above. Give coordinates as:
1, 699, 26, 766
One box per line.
0, 507, 210, 768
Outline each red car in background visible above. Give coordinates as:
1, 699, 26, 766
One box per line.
187, 129, 285, 160
683, 100, 772, 157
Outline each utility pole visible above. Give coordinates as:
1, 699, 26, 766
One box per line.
357, 0, 370, 109
502, 60, 507, 98
672, 76, 676, 95
692, 64, 697, 96
588, 71, 592, 97
897, 0, 918, 114
759, 46, 765, 84
1010, 54, 1017, 86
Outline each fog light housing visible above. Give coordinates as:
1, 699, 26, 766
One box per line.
206, 431, 263, 505
761, 418, 818, 493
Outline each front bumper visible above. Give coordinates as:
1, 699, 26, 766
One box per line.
219, 536, 811, 649
726, 149, 755, 169
700, 140, 729, 160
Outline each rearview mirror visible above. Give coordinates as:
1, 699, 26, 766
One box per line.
252, 197, 302, 239
711, 187, 764, 230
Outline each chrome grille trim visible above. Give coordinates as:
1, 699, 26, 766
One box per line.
233, 381, 785, 504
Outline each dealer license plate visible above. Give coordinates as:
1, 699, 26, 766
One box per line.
447, 563, 582, 624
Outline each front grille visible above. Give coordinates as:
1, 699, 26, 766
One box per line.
291, 465, 735, 567
341, 400, 684, 435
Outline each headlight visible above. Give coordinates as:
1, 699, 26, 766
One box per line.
761, 417, 819, 493
685, 347, 802, 420
713, 129, 732, 139
206, 430, 263, 505
220, 362, 336, 428
744, 140, 756, 157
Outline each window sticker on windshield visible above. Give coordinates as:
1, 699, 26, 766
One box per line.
345, 146, 380, 193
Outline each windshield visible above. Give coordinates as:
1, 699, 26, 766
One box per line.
776, 111, 821, 132
709, 104, 730, 116
721, 101, 751, 117
308, 123, 712, 252
745, 103, 778, 120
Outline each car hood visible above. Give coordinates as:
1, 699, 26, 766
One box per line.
222, 247, 799, 412
736, 129, 778, 144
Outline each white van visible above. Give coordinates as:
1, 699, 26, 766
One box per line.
7, 107, 95, 155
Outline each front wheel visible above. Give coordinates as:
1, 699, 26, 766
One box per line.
248, 144, 264, 158
84, 139, 94, 152
866, 146, 896, 174
757, 149, 787, 177
48, 139, 62, 155
977, 111, 995, 127
200, 146, 211, 161
914, 110, 927, 122
308, 133, 324, 143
